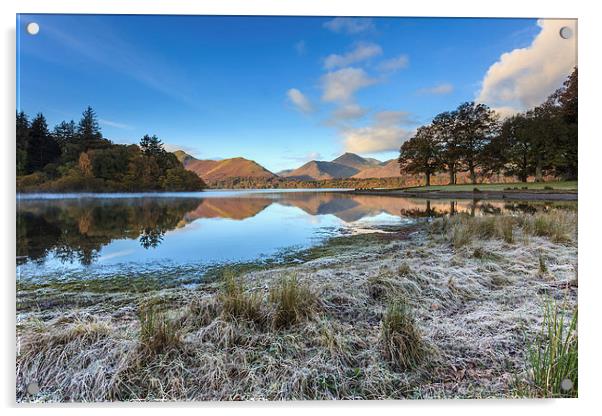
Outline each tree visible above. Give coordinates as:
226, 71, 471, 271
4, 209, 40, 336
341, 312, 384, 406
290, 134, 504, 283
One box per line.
16, 112, 30, 175
77, 106, 110, 151
432, 111, 461, 184
139, 134, 165, 158
53, 120, 76, 147
26, 113, 61, 173
398, 125, 443, 186
454, 102, 499, 184
493, 114, 533, 182
544, 67, 578, 179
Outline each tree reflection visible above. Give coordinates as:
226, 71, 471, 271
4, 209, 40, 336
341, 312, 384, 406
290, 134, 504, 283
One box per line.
17, 198, 199, 265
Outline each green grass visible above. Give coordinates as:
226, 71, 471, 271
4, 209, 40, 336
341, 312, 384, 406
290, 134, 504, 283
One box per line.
406, 180, 577, 192
517, 301, 578, 398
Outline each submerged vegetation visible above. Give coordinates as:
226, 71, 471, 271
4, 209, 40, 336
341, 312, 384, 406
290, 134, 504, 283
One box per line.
16, 210, 577, 401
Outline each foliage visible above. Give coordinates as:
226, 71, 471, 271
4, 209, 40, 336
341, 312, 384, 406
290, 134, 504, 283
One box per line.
398, 125, 443, 186
399, 69, 578, 185
16, 106, 206, 192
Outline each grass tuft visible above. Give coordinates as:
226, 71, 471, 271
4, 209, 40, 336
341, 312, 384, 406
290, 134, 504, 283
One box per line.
432, 210, 576, 248
269, 275, 318, 329
138, 304, 182, 354
218, 272, 264, 324
518, 301, 578, 397
380, 299, 426, 371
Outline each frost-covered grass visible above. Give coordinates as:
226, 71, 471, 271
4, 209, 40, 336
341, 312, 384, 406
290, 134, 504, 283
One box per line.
16, 211, 577, 401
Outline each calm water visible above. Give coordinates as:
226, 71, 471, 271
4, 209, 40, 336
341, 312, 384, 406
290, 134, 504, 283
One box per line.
16, 190, 574, 283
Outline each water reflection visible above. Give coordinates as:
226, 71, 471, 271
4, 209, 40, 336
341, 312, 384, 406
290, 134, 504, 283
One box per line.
17, 191, 575, 268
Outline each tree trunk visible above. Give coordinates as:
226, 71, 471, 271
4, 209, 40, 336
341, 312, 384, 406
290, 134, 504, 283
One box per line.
535, 157, 543, 182
425, 172, 431, 187
449, 165, 456, 185
469, 163, 477, 184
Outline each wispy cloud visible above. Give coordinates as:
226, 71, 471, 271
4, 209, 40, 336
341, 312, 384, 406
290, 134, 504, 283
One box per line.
477, 19, 577, 116
286, 88, 314, 113
321, 67, 377, 103
377, 54, 409, 73
324, 42, 382, 69
37, 19, 199, 108
294, 40, 307, 55
99, 118, 132, 129
418, 83, 454, 95
323, 17, 375, 34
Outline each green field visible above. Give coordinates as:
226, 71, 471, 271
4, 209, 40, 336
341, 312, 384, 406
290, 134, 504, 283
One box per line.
406, 181, 578, 192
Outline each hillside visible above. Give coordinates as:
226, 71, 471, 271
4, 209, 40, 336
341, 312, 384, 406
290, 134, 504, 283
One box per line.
174, 151, 277, 183
352, 159, 400, 179
331, 152, 381, 171
280, 160, 359, 181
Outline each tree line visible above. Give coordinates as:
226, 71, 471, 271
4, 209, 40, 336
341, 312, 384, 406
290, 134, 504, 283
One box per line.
16, 106, 205, 192
399, 68, 577, 186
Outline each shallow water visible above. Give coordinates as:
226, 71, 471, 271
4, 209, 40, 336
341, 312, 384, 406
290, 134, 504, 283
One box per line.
16, 190, 575, 282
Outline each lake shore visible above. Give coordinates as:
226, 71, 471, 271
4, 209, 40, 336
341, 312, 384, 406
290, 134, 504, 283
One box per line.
347, 189, 578, 201
16, 211, 577, 401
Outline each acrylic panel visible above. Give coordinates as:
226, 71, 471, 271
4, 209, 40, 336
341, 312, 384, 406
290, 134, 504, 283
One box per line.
16, 14, 578, 402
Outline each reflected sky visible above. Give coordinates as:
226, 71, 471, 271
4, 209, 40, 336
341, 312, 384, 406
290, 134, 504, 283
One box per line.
17, 190, 575, 280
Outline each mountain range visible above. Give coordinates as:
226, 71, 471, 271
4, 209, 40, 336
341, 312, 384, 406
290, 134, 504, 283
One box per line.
173, 150, 400, 183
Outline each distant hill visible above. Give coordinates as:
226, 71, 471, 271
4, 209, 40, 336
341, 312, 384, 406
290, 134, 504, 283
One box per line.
352, 159, 401, 179
281, 153, 383, 181
331, 152, 381, 171
280, 160, 359, 181
173, 151, 276, 183
173, 150, 195, 166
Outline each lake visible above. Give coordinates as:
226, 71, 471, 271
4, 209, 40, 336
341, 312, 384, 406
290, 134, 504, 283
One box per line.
16, 190, 574, 285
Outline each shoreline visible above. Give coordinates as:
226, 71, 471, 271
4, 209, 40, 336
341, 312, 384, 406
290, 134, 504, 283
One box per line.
347, 189, 578, 201
16, 211, 577, 401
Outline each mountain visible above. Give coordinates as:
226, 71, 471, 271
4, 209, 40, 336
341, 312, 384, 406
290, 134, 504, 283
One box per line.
352, 159, 401, 179
280, 153, 382, 181
331, 152, 381, 171
173, 151, 277, 183
173, 150, 195, 166
280, 160, 359, 181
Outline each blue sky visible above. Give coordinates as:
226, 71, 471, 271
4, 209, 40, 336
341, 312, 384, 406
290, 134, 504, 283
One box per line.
17, 15, 575, 172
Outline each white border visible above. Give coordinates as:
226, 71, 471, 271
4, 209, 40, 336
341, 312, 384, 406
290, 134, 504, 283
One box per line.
2, 1, 600, 415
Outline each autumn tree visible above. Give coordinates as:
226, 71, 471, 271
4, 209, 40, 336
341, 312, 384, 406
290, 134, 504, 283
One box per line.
432, 111, 462, 184
398, 125, 443, 186
454, 102, 499, 184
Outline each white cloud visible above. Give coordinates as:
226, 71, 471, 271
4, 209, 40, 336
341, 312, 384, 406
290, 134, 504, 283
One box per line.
374, 111, 416, 126
287, 88, 314, 113
377, 55, 409, 72
323, 18, 375, 34
477, 19, 577, 116
324, 42, 382, 69
341, 110, 414, 153
321, 67, 377, 103
333, 104, 368, 120
418, 83, 454, 95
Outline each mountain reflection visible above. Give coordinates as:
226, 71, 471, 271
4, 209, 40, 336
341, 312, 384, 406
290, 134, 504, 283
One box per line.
17, 193, 572, 266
